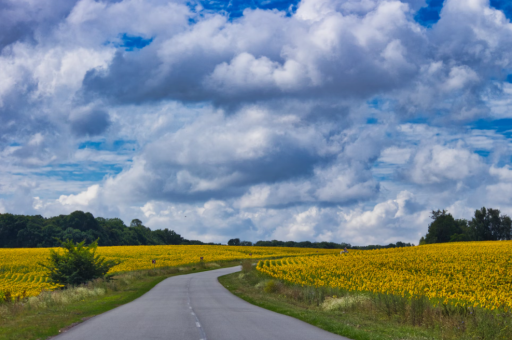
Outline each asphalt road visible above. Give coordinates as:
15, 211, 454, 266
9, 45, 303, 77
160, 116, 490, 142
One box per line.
55, 266, 350, 340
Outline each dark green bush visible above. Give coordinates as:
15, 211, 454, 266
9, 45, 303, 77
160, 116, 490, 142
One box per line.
40, 239, 121, 286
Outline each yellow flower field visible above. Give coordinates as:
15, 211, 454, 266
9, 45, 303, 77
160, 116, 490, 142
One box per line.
257, 241, 512, 311
0, 245, 336, 298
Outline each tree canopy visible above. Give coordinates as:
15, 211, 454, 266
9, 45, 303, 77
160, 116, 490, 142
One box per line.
420, 207, 512, 245
229, 239, 412, 250
0, 211, 213, 248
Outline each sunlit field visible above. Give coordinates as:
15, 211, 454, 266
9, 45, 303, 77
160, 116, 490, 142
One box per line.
0, 245, 337, 298
257, 241, 512, 311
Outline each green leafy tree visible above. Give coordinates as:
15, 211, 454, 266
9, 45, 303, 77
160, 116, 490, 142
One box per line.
228, 238, 240, 246
424, 210, 464, 244
469, 207, 512, 241
153, 228, 183, 245
40, 239, 121, 286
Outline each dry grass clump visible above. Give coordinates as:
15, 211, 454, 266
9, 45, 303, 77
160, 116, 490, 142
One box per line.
0, 285, 107, 318
321, 295, 370, 311
27, 287, 106, 309
205, 262, 221, 268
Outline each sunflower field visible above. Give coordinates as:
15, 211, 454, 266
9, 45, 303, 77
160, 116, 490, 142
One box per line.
257, 241, 512, 311
0, 245, 336, 298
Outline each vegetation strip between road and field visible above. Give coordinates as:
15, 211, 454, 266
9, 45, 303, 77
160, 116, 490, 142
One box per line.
0, 262, 240, 340
219, 264, 512, 340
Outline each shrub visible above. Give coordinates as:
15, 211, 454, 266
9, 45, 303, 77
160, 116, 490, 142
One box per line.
0, 290, 12, 303
264, 280, 279, 293
40, 239, 121, 286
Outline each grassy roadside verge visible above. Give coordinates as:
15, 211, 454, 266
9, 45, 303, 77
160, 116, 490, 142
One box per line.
0, 261, 239, 340
219, 265, 508, 340
218, 271, 428, 340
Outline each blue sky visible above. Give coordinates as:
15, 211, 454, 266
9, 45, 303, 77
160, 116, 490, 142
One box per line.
1, 0, 512, 245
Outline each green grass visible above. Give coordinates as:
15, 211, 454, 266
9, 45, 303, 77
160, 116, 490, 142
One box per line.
0, 261, 239, 340
219, 268, 512, 340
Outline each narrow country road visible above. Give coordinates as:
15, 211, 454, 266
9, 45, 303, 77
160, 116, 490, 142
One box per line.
55, 266, 350, 340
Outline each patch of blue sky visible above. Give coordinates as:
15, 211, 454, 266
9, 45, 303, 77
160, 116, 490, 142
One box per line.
507, 74, 512, 83
371, 163, 396, 182
120, 34, 153, 51
105, 34, 153, 51
414, 0, 444, 27
192, 0, 299, 18
367, 97, 386, 110
474, 150, 491, 158
31, 164, 123, 182
78, 139, 137, 152
470, 118, 512, 139
490, 0, 512, 21
405, 116, 430, 125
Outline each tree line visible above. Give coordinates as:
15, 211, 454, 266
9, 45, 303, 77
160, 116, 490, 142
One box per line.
420, 207, 512, 245
227, 238, 413, 250
0, 211, 216, 248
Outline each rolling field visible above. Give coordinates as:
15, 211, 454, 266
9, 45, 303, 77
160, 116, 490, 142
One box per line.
0, 245, 337, 298
257, 241, 512, 311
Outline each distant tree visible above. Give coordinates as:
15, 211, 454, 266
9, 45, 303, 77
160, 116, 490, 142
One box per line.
39, 223, 62, 247
424, 210, 463, 244
130, 219, 143, 228
182, 239, 205, 245
255, 240, 271, 246
501, 216, 512, 240
469, 207, 512, 241
240, 240, 253, 246
228, 238, 241, 246
16, 217, 44, 247
0, 212, 191, 248
60, 227, 88, 244
153, 228, 183, 245
448, 219, 471, 242
419, 207, 512, 244
40, 239, 121, 286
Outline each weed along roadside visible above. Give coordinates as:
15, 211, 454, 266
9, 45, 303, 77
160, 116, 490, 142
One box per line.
219, 260, 512, 340
0, 260, 241, 340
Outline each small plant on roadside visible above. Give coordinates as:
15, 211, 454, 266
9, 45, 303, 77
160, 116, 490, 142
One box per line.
241, 259, 253, 273
264, 280, 279, 293
0, 290, 12, 303
40, 239, 121, 286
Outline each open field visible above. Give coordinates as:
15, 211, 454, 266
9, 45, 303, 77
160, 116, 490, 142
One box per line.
257, 241, 512, 311
0, 245, 337, 299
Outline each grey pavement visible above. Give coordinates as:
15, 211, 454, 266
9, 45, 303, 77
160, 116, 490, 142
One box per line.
55, 266, 350, 340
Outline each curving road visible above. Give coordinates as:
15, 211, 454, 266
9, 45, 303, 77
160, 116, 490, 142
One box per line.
55, 266, 350, 340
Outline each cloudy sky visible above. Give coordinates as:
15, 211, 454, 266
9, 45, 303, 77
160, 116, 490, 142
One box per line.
1, 0, 512, 245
